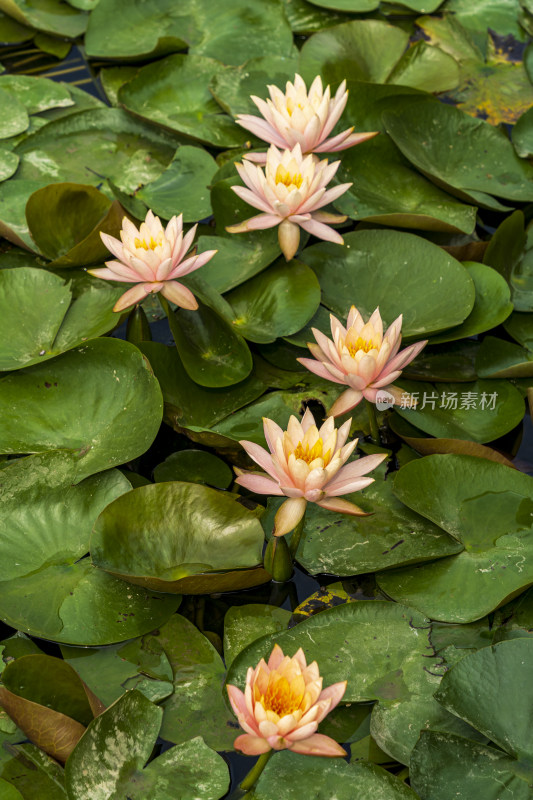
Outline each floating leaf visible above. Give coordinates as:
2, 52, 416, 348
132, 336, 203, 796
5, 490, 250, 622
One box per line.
387, 40, 460, 94
300, 230, 475, 337
0, 452, 179, 644
153, 450, 232, 489
0, 0, 88, 37
261, 467, 462, 576
223, 604, 291, 669
378, 455, 533, 623
196, 234, 281, 293
209, 54, 300, 117
0, 75, 73, 114
0, 338, 163, 478
154, 615, 237, 750
65, 691, 230, 800
394, 379, 524, 443
225, 259, 321, 344
91, 481, 267, 594
384, 97, 533, 204
0, 87, 28, 139
476, 336, 533, 378
299, 20, 409, 85
137, 146, 217, 222
427, 262, 513, 344
25, 183, 124, 266
118, 54, 250, 148
0, 744, 67, 798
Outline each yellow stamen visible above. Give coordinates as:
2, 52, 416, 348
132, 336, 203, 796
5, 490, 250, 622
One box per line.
134, 235, 160, 251
275, 164, 303, 190
262, 676, 304, 717
348, 337, 376, 357
293, 438, 332, 467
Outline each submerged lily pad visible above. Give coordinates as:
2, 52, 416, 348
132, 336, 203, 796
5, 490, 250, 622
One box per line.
378, 455, 533, 623
91, 481, 267, 594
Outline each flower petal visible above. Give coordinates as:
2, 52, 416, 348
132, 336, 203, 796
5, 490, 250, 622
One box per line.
274, 497, 307, 537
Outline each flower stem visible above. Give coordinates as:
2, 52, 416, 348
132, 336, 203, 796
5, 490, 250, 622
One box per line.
239, 751, 274, 791
289, 514, 305, 558
365, 400, 380, 444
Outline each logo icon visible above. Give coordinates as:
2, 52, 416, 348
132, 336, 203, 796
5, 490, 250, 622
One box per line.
376, 390, 395, 411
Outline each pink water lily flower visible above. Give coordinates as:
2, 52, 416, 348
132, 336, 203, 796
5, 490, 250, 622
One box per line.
88, 210, 217, 313
298, 306, 427, 417
235, 408, 386, 537
227, 643, 347, 757
236, 74, 377, 162
226, 143, 351, 261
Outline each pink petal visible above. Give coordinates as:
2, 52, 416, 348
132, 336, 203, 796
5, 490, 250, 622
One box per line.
263, 418, 284, 451
273, 497, 307, 537
227, 685, 248, 718
231, 185, 274, 215
316, 129, 378, 152
87, 266, 136, 283
284, 721, 318, 742
100, 231, 126, 262
316, 497, 370, 516
227, 213, 281, 233
160, 281, 198, 310
299, 217, 344, 244
325, 476, 375, 497
315, 682, 347, 721
326, 454, 386, 488
167, 249, 217, 280
113, 283, 153, 312
235, 473, 284, 496
234, 734, 272, 756
239, 440, 277, 477
267, 643, 285, 670
236, 114, 287, 148
328, 389, 363, 416
289, 733, 347, 757
297, 358, 346, 385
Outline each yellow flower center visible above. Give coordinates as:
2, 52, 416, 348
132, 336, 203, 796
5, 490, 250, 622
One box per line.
262, 676, 303, 717
348, 337, 376, 357
285, 97, 306, 115
293, 437, 332, 467
134, 235, 160, 251
275, 164, 303, 190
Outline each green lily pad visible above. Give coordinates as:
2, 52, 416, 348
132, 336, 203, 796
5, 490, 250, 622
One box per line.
166, 283, 253, 388
99, 66, 140, 107
0, 148, 19, 181
0, 0, 87, 37
223, 604, 291, 669
249, 751, 418, 799
427, 262, 513, 344
387, 40, 460, 94
443, 0, 526, 48
25, 183, 124, 266
0, 179, 48, 250
228, 600, 473, 764
0, 337, 163, 478
210, 176, 281, 252
412, 638, 533, 799
0, 75, 73, 114
300, 229, 475, 337
61, 635, 174, 707
0, 744, 67, 798
196, 235, 281, 293
151, 615, 238, 750
153, 449, 232, 489
281, 0, 351, 34
384, 97, 533, 203
411, 730, 532, 800
15, 108, 179, 195
137, 342, 265, 430
0, 87, 28, 139
85, 0, 293, 64
225, 259, 320, 344
136, 146, 217, 222
304, 0, 378, 10
119, 55, 248, 148
504, 311, 533, 349
0, 10, 33, 42
0, 451, 179, 644
65, 691, 230, 800
513, 105, 533, 158
209, 54, 301, 117
91, 481, 266, 594
378, 454, 533, 623
476, 336, 533, 378
261, 467, 462, 576
299, 19, 409, 85
335, 135, 477, 234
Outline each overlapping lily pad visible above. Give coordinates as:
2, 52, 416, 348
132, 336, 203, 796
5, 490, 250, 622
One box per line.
378, 455, 533, 623
119, 55, 251, 148
0, 0, 88, 38
0, 451, 179, 645
91, 481, 268, 594
300, 229, 475, 337
65, 691, 230, 800
261, 465, 463, 576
